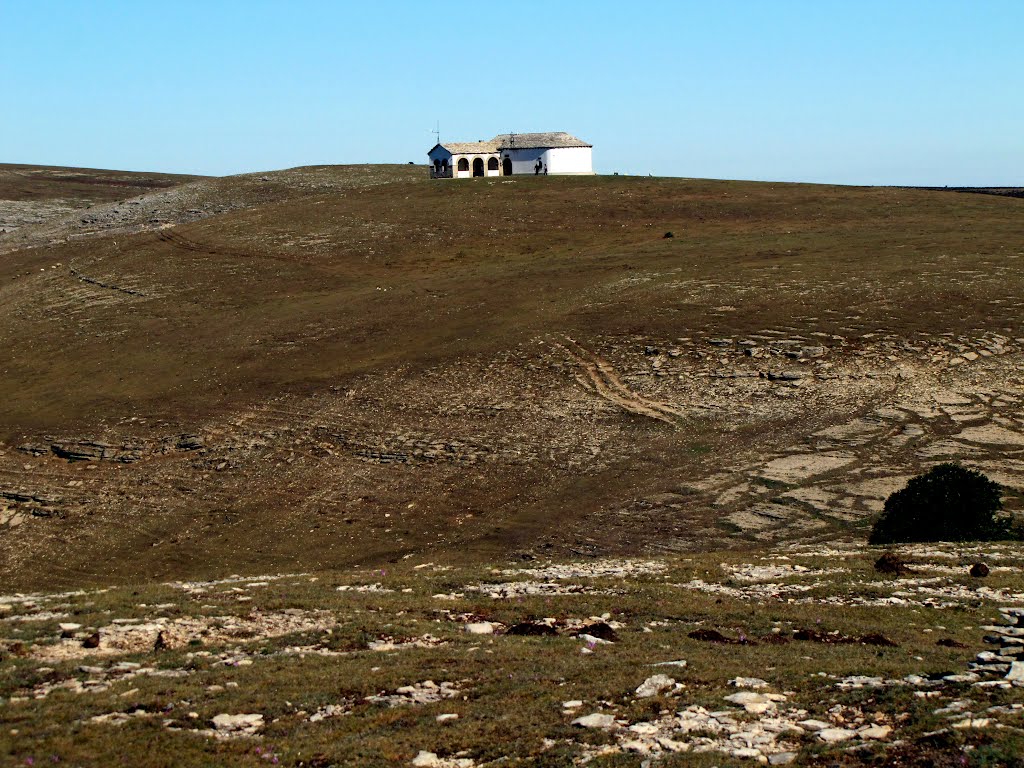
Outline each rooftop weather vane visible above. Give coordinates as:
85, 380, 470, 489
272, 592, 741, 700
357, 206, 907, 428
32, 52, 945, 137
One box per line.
432, 121, 440, 146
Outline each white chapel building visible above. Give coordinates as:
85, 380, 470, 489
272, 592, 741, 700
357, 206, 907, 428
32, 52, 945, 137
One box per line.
427, 132, 593, 179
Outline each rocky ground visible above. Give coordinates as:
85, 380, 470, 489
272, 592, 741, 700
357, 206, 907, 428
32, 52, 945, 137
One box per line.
0, 163, 204, 239
0, 164, 1022, 763
2, 544, 1024, 765
0, 315, 1021, 589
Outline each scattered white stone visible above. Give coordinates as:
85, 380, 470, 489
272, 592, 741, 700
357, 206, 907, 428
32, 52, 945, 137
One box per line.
308, 703, 350, 723
859, 724, 892, 740
834, 675, 887, 689
167, 572, 305, 594
723, 563, 848, 582
469, 581, 601, 598
411, 750, 475, 768
367, 634, 445, 652
723, 691, 783, 714
503, 559, 667, 580
797, 719, 832, 732
211, 713, 263, 737
1007, 661, 1024, 682
88, 709, 152, 726
366, 680, 461, 707
464, 622, 496, 635
337, 583, 394, 593
730, 677, 769, 689
635, 674, 676, 698
436, 713, 459, 723
572, 713, 618, 729
817, 727, 856, 743
944, 673, 981, 683
34, 610, 334, 661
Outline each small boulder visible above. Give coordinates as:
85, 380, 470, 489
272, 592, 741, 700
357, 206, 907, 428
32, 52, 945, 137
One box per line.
211, 712, 263, 734
817, 727, 857, 743
797, 719, 832, 732
1007, 661, 1024, 682
723, 691, 780, 714
730, 676, 768, 689
875, 550, 912, 575
635, 674, 675, 698
572, 712, 618, 729
970, 562, 990, 578
859, 724, 892, 740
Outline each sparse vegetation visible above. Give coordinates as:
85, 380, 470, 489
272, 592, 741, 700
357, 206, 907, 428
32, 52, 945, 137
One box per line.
0, 544, 1022, 766
1, 164, 1024, 765
0, 164, 1022, 588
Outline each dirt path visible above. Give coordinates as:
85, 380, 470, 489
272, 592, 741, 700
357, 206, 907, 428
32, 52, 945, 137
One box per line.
555, 335, 686, 426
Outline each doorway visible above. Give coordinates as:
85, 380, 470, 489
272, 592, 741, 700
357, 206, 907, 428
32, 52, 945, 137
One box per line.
472, 158, 484, 177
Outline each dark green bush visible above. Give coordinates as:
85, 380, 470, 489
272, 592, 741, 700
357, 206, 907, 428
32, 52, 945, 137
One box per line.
869, 463, 1011, 544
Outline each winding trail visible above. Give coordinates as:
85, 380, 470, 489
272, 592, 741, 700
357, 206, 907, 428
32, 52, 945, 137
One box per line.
554, 335, 685, 426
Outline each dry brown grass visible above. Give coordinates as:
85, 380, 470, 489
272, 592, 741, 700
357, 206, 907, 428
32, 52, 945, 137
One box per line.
0, 165, 1022, 592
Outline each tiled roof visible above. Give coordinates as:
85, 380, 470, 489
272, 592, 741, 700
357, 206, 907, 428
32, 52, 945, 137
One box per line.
436, 141, 499, 154
493, 132, 591, 149
434, 132, 591, 155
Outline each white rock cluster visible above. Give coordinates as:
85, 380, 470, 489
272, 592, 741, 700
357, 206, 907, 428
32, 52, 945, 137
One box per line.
210, 712, 264, 738
573, 676, 893, 762
468, 581, 599, 599
366, 680, 461, 707
722, 563, 848, 582
969, 607, 1024, 688
502, 559, 668, 580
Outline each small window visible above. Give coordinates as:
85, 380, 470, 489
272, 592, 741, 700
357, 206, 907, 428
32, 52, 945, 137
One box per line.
487, 157, 499, 171
457, 158, 469, 172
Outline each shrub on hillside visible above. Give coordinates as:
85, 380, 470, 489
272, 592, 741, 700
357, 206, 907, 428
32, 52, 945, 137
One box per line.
869, 463, 1013, 545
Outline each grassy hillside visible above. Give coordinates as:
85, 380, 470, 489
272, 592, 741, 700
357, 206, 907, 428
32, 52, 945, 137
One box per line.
0, 163, 205, 204
0, 165, 1022, 590
0, 163, 206, 236
2, 164, 1024, 767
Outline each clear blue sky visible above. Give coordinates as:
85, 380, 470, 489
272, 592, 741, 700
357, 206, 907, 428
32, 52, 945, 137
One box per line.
2, 0, 1021, 185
